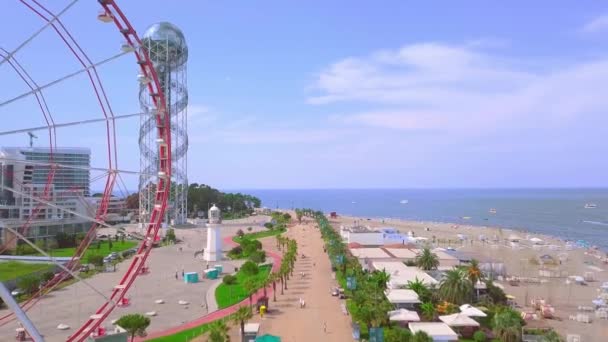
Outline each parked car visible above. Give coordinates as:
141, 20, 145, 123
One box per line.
79, 265, 90, 273
11, 289, 23, 296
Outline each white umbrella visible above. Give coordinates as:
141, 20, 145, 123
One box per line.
459, 304, 487, 317
529, 237, 543, 244
439, 313, 480, 327
388, 309, 421, 322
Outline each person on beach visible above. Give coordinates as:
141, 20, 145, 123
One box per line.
323, 321, 327, 333
175, 272, 178, 280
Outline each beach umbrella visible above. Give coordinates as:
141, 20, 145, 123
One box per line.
592, 299, 606, 307
529, 237, 543, 244
388, 309, 421, 322
459, 304, 487, 317
439, 313, 480, 327
255, 334, 281, 342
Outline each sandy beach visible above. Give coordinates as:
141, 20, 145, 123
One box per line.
335, 215, 608, 341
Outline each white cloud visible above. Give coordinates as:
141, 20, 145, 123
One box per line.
308, 42, 608, 137
581, 14, 608, 33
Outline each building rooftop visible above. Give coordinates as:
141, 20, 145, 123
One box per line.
384, 248, 418, 259
385, 289, 420, 304
349, 248, 391, 259
408, 322, 458, 340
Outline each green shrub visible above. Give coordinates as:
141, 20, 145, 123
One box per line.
264, 222, 274, 230
240, 261, 259, 276
222, 275, 237, 285
41, 271, 55, 283
236, 229, 245, 237
17, 274, 41, 294
228, 246, 243, 257
15, 243, 37, 255
249, 250, 266, 264
88, 254, 104, 268
473, 330, 486, 342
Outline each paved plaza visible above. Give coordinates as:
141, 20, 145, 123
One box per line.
0, 216, 268, 341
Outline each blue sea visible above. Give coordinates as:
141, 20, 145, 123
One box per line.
238, 189, 608, 251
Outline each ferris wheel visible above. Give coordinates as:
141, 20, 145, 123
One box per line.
0, 1, 172, 341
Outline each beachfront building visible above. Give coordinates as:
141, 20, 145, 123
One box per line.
371, 261, 439, 288
340, 225, 413, 246
86, 196, 132, 224
0, 147, 92, 250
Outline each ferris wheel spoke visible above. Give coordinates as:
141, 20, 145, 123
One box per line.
0, 50, 131, 109
0, 0, 79, 68
0, 111, 145, 136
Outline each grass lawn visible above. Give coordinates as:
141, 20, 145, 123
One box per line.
215, 264, 272, 309
0, 261, 54, 281
232, 228, 285, 243
44, 240, 137, 259
147, 323, 212, 342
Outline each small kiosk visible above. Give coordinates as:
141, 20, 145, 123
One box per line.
184, 272, 199, 283
204, 268, 219, 279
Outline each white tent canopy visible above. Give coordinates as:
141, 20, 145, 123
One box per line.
388, 309, 420, 322
439, 313, 481, 327
529, 237, 543, 244
459, 304, 487, 317
385, 289, 420, 304
409, 322, 458, 341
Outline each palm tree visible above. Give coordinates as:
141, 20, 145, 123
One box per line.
492, 308, 522, 342
467, 259, 482, 282
370, 270, 391, 291
243, 278, 259, 309
206, 320, 230, 342
415, 247, 439, 270
406, 277, 432, 303
439, 268, 473, 305
269, 272, 279, 301
231, 306, 253, 338
420, 301, 436, 321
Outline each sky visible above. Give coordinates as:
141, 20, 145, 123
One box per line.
1, 1, 608, 190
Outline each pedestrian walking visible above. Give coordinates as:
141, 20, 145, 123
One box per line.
175, 272, 178, 280
323, 321, 327, 333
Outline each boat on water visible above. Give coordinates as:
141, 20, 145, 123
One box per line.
461, 216, 471, 220
584, 203, 597, 209
489, 208, 497, 214
400, 200, 409, 204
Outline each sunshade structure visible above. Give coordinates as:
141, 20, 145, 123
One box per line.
388, 309, 420, 322
459, 304, 487, 317
439, 313, 481, 327
385, 289, 421, 305
255, 334, 281, 342
409, 322, 458, 341
529, 237, 544, 244
508, 235, 521, 242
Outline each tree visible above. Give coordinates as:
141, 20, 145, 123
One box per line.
248, 250, 266, 264
236, 229, 245, 238
17, 275, 41, 295
240, 261, 260, 276
415, 247, 439, 270
115, 313, 150, 342
295, 209, 303, 224
467, 259, 482, 284
370, 270, 391, 291
385, 327, 412, 342
243, 278, 259, 308
412, 331, 433, 342
439, 268, 473, 305
165, 228, 177, 243
231, 306, 253, 338
88, 254, 104, 269
264, 222, 274, 230
493, 308, 522, 342
108, 236, 113, 250
486, 280, 507, 304
406, 278, 433, 303
420, 301, 436, 321
247, 226, 253, 232
125, 193, 139, 210
206, 320, 230, 342
473, 330, 487, 342
270, 272, 279, 302
544, 330, 563, 342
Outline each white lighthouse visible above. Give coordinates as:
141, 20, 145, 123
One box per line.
203, 204, 222, 261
